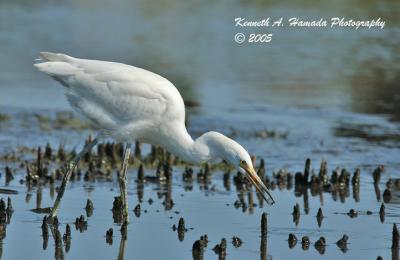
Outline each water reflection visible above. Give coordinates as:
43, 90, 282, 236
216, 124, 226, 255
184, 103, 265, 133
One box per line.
0, 1, 399, 260
117, 222, 128, 260
0, 140, 398, 259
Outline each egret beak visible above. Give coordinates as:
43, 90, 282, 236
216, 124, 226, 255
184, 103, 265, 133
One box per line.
242, 164, 275, 205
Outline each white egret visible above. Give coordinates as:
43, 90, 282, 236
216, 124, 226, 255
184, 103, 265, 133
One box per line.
34, 52, 275, 220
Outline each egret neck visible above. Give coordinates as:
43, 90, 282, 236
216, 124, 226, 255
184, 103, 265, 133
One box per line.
157, 125, 212, 165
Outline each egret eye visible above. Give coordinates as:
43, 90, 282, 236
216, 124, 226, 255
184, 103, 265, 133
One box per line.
240, 159, 246, 165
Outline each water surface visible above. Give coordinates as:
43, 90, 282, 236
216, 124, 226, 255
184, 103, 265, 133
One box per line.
0, 0, 399, 259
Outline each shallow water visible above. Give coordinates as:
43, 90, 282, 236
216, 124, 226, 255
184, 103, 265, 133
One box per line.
0, 106, 399, 260
0, 163, 396, 260
0, 0, 400, 259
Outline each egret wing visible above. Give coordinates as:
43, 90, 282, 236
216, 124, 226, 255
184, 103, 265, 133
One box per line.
69, 69, 168, 125
35, 53, 186, 132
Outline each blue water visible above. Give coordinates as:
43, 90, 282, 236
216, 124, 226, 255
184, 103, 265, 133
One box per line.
0, 0, 399, 259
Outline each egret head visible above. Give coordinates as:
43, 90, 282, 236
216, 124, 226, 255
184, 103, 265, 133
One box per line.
198, 132, 275, 205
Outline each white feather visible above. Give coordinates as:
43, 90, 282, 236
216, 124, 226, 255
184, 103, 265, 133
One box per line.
35, 52, 184, 141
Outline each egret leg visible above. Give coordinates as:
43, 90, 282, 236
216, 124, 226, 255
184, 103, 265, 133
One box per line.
118, 143, 131, 222
49, 137, 100, 219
